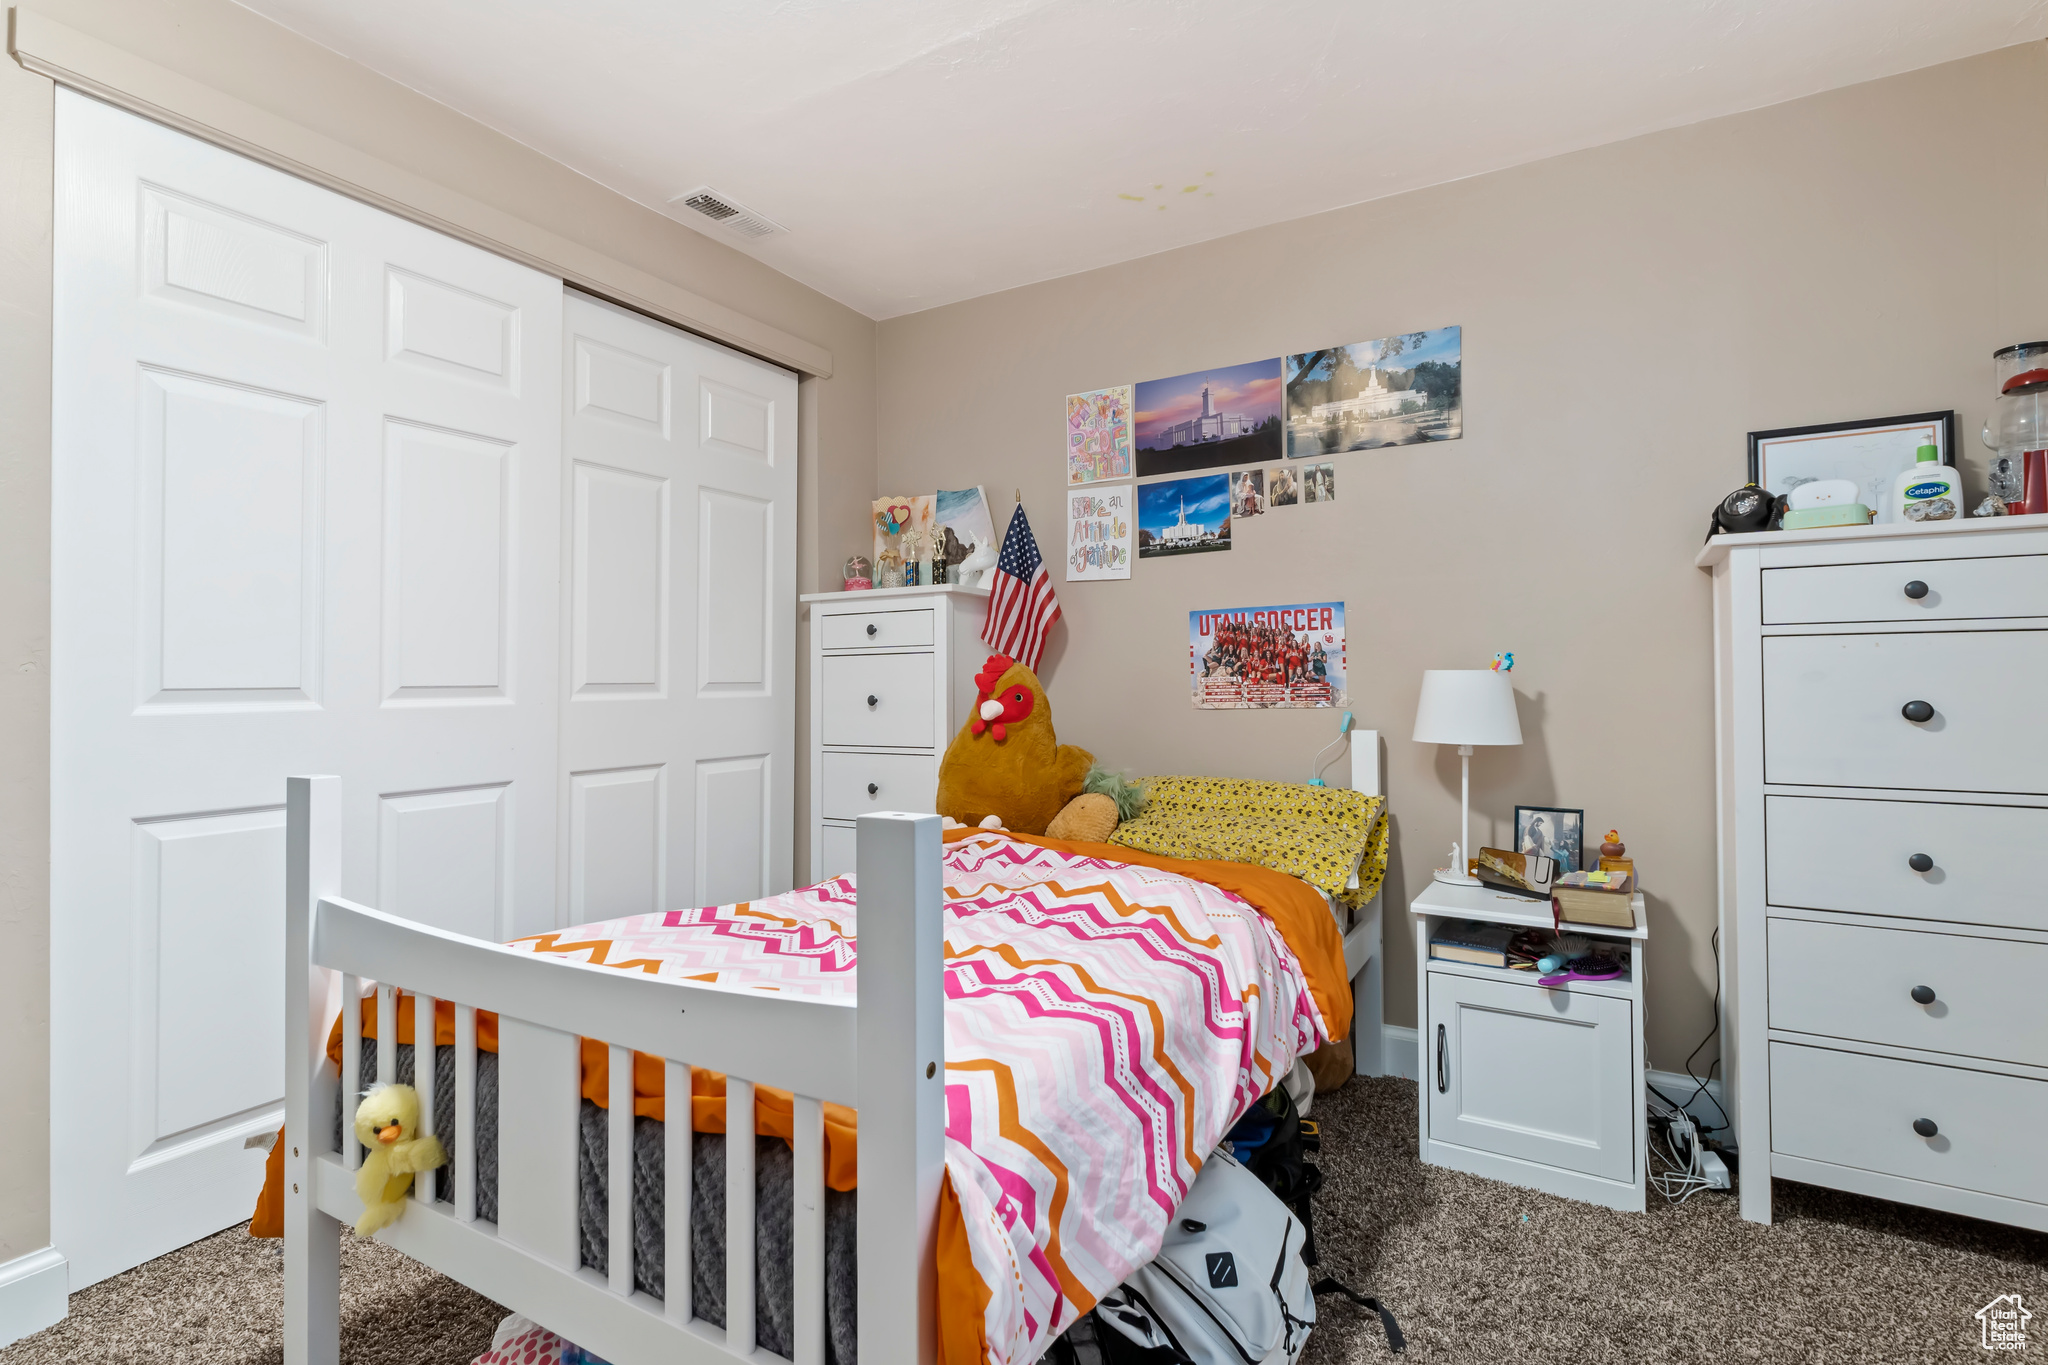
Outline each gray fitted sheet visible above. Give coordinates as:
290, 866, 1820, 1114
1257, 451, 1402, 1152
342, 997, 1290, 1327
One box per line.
349, 1040, 858, 1363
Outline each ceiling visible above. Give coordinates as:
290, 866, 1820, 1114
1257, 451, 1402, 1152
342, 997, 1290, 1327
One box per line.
235, 0, 2047, 319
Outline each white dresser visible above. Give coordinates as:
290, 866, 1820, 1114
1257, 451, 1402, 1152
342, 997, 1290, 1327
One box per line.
1701, 513, 2048, 1231
803, 584, 991, 880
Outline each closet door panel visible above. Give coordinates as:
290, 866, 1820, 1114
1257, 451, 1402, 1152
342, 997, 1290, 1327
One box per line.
559, 292, 798, 924
51, 90, 563, 1289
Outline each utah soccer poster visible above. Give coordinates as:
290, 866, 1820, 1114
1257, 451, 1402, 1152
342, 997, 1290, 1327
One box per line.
1190, 602, 1346, 709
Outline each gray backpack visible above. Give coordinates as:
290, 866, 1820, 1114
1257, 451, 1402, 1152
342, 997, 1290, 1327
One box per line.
1083, 1148, 1404, 1364
1095, 1149, 1317, 1364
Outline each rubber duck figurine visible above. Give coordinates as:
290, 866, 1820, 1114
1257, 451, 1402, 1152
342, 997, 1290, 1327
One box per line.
1600, 829, 1626, 859
351, 1083, 445, 1236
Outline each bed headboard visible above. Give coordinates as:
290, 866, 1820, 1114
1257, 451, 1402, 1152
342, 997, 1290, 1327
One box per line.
1347, 728, 1382, 798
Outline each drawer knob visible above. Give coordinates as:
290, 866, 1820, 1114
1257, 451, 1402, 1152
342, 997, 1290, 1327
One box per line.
1902, 580, 1929, 600
1900, 699, 1934, 723
867, 782, 879, 796
1910, 984, 1936, 1005
1912, 1117, 1938, 1138
866, 623, 878, 636
866, 694, 879, 708
1908, 853, 1933, 873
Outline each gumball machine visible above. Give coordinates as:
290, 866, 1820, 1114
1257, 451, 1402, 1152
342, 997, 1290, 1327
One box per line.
1982, 341, 2048, 515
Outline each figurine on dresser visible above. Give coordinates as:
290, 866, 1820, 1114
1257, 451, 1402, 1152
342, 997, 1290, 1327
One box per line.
953, 537, 998, 589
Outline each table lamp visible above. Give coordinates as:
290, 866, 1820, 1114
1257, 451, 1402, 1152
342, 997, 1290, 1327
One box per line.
1412, 669, 1524, 886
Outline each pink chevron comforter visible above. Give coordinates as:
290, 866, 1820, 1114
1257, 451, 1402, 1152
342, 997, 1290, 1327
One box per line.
511, 830, 1336, 1365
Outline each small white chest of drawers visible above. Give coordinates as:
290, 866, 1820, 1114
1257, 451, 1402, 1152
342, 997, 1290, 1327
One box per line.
1701, 513, 2048, 1231
803, 584, 990, 881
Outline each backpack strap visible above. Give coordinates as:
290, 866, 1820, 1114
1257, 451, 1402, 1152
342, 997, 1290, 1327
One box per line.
1098, 1286, 1201, 1365
1311, 1277, 1406, 1354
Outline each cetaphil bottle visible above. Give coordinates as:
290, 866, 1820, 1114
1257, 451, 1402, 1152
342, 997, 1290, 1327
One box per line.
1892, 437, 1960, 523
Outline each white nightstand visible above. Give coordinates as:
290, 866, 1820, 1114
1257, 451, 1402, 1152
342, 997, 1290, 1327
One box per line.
1410, 881, 1648, 1212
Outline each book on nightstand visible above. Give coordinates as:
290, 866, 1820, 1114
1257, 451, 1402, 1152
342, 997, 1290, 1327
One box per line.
1551, 869, 1635, 929
1428, 921, 1517, 968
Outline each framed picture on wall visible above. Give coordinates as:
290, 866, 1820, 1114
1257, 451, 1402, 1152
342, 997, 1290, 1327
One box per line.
1747, 411, 1956, 509
1514, 805, 1584, 875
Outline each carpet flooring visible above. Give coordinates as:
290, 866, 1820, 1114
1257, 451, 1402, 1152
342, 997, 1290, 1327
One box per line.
6, 1076, 2043, 1363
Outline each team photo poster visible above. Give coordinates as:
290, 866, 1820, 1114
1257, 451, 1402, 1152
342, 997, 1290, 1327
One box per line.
1189, 601, 1347, 709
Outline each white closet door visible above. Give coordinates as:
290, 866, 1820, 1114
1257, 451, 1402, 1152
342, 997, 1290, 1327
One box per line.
51, 90, 564, 1288
560, 292, 796, 923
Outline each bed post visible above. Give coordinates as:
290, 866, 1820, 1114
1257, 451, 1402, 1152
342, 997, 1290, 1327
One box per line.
854, 811, 944, 1365
1349, 732, 1387, 1078
284, 776, 343, 1365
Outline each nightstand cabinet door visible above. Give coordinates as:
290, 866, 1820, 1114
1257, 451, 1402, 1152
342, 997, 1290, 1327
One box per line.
1426, 973, 1635, 1183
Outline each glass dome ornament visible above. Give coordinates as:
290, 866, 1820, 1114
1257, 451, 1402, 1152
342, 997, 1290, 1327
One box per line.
1983, 341, 2048, 515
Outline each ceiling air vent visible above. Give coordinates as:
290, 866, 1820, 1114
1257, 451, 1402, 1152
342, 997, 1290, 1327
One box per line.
670, 186, 785, 240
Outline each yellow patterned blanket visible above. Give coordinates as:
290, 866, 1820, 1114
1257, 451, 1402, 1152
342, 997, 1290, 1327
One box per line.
1109, 777, 1389, 908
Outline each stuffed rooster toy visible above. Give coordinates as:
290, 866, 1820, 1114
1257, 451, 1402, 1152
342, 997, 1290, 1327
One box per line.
935, 654, 1093, 835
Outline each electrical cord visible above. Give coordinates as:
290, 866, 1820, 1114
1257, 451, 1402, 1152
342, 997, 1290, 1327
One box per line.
1645, 1101, 1716, 1203
1645, 927, 1734, 1202
1668, 926, 1732, 1136
1309, 733, 1347, 785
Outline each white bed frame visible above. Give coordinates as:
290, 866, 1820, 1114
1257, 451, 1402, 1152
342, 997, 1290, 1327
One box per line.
1340, 732, 1387, 1080
280, 734, 1385, 1365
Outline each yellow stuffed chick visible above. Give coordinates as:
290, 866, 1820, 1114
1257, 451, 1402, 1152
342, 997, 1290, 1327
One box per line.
351, 1083, 445, 1236
936, 654, 1093, 835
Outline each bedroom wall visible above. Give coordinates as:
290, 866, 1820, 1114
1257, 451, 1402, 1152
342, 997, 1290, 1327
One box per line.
0, 45, 55, 1271
0, 0, 876, 1267
874, 41, 2048, 1074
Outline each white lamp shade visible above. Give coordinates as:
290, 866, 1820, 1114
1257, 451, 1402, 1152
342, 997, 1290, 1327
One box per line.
1412, 669, 1524, 746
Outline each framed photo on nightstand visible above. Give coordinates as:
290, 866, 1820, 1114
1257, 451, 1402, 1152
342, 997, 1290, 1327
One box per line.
1515, 805, 1584, 875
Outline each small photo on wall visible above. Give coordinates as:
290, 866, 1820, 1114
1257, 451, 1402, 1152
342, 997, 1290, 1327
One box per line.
1302, 462, 1335, 503
1285, 326, 1462, 457
1137, 473, 1230, 558
1066, 385, 1134, 485
1134, 359, 1283, 477
1265, 465, 1300, 507
1515, 805, 1585, 875
1230, 468, 1265, 517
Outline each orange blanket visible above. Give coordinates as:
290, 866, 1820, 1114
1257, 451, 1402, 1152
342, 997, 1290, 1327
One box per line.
251, 829, 1351, 1365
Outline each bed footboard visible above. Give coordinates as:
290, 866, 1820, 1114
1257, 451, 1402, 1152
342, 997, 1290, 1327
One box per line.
282, 775, 944, 1365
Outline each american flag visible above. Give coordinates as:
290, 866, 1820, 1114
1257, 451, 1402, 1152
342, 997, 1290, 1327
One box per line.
982, 502, 1061, 672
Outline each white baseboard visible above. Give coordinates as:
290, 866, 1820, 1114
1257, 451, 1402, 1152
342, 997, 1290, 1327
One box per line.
1371, 1027, 1726, 1133
0, 1247, 68, 1348
1382, 1025, 1420, 1082
1646, 1070, 1729, 1133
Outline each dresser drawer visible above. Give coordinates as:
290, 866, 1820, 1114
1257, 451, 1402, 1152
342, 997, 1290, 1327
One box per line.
1763, 554, 2048, 625
1767, 918, 2048, 1067
1769, 1042, 2048, 1207
820, 750, 936, 820
816, 822, 857, 881
1763, 630, 2048, 793
821, 608, 934, 651
820, 652, 935, 748
1765, 795, 2048, 931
